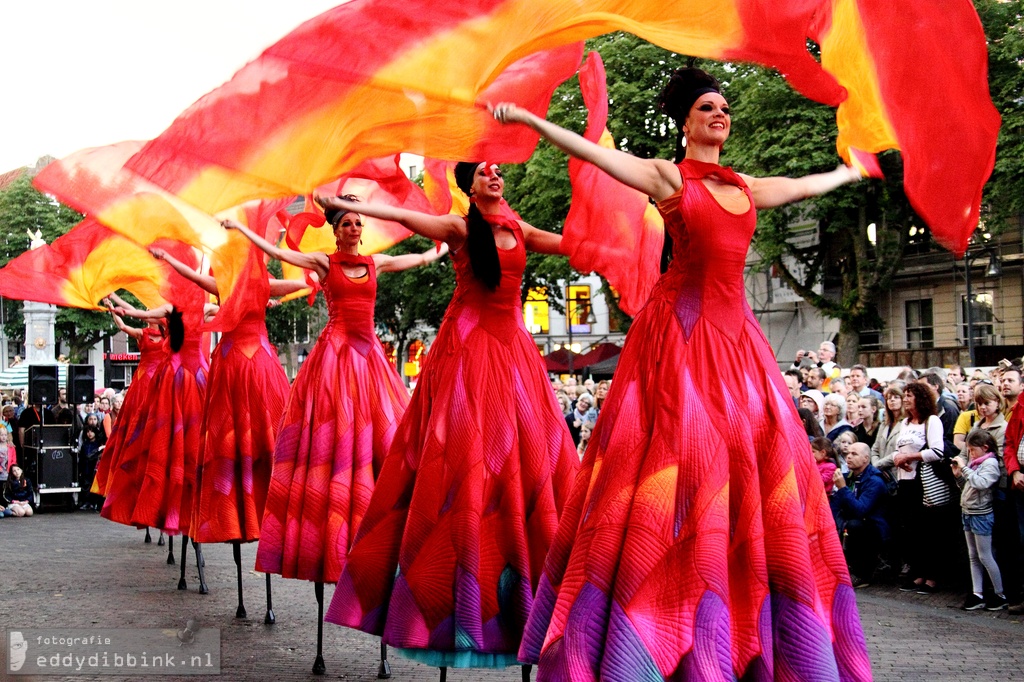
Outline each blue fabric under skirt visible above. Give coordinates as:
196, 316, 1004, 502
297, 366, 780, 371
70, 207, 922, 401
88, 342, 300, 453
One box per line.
395, 647, 521, 669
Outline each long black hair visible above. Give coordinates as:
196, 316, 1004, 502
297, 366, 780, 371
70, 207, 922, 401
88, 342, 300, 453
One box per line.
454, 161, 501, 290
167, 307, 185, 353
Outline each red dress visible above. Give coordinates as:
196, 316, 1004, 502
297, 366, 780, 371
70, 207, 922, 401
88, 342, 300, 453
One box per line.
192, 247, 290, 543
325, 216, 579, 667
518, 160, 871, 681
101, 292, 209, 535
255, 253, 409, 583
94, 329, 168, 497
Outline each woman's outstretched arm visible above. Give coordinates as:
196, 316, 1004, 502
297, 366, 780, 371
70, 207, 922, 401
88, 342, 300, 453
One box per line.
108, 300, 172, 321
373, 242, 450, 274
491, 102, 680, 201
149, 247, 218, 296
316, 196, 467, 249
222, 219, 329, 281
103, 301, 144, 340
520, 222, 563, 256
267, 278, 311, 298
740, 166, 861, 209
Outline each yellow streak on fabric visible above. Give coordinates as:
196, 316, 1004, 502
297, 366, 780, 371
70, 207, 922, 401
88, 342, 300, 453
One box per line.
820, 0, 898, 161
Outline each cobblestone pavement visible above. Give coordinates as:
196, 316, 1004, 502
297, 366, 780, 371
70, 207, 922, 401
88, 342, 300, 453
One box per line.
1, 511, 1022, 681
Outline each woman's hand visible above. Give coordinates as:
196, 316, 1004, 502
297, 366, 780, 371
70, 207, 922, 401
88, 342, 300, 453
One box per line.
149, 247, 167, 260
221, 219, 243, 231
315, 195, 359, 218
489, 102, 533, 126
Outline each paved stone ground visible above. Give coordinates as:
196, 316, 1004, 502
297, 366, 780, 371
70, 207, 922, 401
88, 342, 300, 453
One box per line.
1, 511, 1022, 681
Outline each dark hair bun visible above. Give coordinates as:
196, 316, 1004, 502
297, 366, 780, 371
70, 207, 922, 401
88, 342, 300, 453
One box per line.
658, 67, 722, 124
454, 162, 481, 197
324, 194, 361, 227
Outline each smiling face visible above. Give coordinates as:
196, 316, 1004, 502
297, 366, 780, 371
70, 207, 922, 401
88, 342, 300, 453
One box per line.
684, 93, 730, 146
333, 212, 364, 250
470, 162, 504, 201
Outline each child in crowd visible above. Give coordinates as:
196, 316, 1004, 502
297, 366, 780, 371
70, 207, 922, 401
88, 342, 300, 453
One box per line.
834, 431, 858, 473
952, 430, 1007, 610
577, 422, 592, 461
3, 466, 34, 517
811, 437, 839, 494
0, 424, 15, 483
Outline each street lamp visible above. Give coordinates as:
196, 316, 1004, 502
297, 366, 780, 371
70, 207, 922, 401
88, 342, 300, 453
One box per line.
963, 245, 1001, 366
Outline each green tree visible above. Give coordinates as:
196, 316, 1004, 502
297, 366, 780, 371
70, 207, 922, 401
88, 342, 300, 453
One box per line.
373, 235, 456, 374
976, 0, 1024, 233
504, 33, 681, 328
722, 61, 913, 364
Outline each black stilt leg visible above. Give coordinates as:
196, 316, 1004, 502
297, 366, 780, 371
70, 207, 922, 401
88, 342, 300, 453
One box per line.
233, 542, 246, 618
193, 539, 208, 594
177, 537, 188, 590
377, 641, 391, 678
439, 667, 447, 682
522, 664, 533, 682
312, 582, 326, 675
157, 531, 165, 546
167, 535, 175, 565
145, 527, 152, 544
264, 574, 276, 625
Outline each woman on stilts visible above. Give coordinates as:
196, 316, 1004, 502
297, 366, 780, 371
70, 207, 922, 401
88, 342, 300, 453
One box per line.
100, 283, 217, 594
150, 242, 307, 625
226, 200, 447, 676
490, 65, 872, 681
322, 164, 579, 682
93, 305, 169, 549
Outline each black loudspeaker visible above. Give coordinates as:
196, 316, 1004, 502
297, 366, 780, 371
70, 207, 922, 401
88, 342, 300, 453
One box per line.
32, 446, 76, 489
67, 364, 95, 404
28, 364, 59, 405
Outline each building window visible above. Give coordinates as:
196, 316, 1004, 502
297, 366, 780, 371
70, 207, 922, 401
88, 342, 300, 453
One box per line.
961, 293, 995, 346
905, 299, 934, 349
567, 284, 592, 334
524, 288, 549, 334
606, 286, 622, 332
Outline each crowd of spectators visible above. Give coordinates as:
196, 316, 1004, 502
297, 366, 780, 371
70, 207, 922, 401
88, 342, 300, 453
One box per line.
0, 386, 122, 516
783, 342, 1024, 615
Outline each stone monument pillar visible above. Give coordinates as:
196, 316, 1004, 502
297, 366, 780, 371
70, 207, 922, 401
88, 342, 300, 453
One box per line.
23, 229, 58, 365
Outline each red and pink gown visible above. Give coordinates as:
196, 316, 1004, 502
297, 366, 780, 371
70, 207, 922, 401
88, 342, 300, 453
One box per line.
94, 328, 168, 497
192, 247, 290, 543
518, 159, 871, 681
255, 252, 409, 583
325, 216, 580, 668
101, 293, 209, 535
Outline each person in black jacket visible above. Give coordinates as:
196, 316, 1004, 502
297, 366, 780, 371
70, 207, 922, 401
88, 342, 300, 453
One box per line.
3, 465, 35, 517
833, 443, 890, 587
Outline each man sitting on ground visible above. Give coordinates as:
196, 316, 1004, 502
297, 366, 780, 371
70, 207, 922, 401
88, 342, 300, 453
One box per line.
833, 442, 890, 587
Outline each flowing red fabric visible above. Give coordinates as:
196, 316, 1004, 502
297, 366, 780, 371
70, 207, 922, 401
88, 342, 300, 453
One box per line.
0, 219, 176, 310
99, 0, 992, 255
283, 155, 429, 257
563, 52, 665, 316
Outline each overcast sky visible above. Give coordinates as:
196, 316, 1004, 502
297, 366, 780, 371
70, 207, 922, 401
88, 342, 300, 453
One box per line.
0, 1, 344, 172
